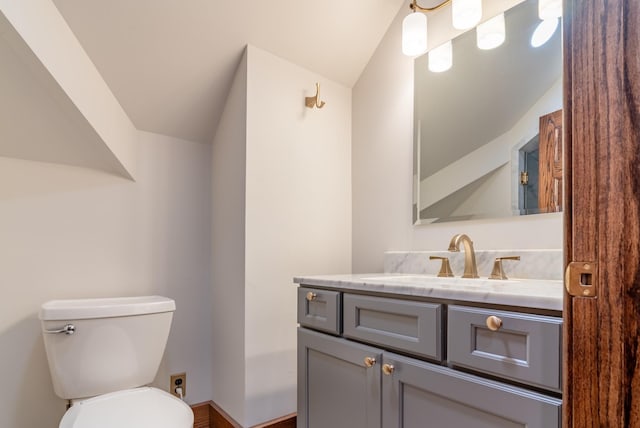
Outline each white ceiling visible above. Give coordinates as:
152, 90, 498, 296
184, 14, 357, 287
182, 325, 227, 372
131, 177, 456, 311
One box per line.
51, 0, 405, 144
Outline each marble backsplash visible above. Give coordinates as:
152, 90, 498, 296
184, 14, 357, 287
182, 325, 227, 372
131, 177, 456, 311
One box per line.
384, 249, 563, 281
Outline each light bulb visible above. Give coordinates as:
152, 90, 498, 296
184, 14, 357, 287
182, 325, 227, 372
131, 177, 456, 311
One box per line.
476, 13, 505, 50
402, 13, 428, 56
531, 18, 559, 47
538, 0, 562, 20
428, 41, 453, 72
452, 0, 482, 30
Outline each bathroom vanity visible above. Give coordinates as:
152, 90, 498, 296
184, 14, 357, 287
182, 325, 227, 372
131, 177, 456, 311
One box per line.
295, 273, 563, 428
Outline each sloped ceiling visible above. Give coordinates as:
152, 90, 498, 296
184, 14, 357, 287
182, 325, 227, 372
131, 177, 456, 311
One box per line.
52, 0, 405, 144
0, 2, 137, 178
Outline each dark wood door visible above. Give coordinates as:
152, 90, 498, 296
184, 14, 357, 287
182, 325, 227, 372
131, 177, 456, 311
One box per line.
563, 0, 640, 426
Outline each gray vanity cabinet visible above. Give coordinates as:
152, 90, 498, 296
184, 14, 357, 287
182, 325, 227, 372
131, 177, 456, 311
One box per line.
297, 287, 562, 428
382, 353, 561, 428
297, 328, 382, 428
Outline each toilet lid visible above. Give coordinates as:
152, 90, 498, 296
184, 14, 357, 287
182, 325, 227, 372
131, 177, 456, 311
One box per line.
59, 387, 193, 428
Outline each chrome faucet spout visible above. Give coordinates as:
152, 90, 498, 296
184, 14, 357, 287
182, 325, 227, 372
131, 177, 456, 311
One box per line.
448, 234, 479, 278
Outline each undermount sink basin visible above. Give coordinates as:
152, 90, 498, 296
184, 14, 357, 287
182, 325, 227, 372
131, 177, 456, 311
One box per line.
359, 274, 519, 285
359, 275, 435, 281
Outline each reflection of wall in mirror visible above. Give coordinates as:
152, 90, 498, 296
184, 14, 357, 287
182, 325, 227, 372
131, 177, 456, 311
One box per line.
423, 165, 512, 223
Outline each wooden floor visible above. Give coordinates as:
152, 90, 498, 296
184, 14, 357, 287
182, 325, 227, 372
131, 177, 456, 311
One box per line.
192, 401, 296, 428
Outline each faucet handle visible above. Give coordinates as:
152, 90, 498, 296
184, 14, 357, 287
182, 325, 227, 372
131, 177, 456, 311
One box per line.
429, 256, 454, 277
489, 256, 521, 280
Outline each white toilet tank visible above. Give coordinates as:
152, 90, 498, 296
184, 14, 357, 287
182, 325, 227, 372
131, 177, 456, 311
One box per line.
39, 296, 176, 400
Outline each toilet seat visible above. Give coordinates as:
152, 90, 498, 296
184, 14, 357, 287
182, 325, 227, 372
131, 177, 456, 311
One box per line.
59, 387, 193, 428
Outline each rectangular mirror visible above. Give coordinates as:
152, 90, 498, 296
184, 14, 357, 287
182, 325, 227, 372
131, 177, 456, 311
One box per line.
413, 0, 562, 224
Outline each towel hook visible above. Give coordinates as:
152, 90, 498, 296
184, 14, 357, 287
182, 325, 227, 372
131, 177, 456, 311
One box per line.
305, 82, 326, 109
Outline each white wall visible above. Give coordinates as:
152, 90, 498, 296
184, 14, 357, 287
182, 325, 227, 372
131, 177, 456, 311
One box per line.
0, 132, 213, 428
352, 0, 563, 273
211, 50, 248, 424
211, 45, 352, 427
245, 45, 352, 427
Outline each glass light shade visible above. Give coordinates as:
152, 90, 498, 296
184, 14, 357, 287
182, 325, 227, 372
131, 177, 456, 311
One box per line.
452, 0, 482, 30
428, 41, 453, 72
531, 18, 559, 47
538, 0, 562, 20
402, 13, 428, 56
476, 13, 505, 50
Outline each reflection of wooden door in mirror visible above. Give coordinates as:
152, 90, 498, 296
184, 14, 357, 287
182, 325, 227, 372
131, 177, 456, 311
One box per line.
538, 109, 563, 213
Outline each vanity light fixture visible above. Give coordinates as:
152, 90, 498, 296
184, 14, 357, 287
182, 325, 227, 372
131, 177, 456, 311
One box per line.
531, 0, 562, 48
538, 0, 562, 20
530, 17, 559, 48
402, 0, 482, 57
452, 0, 482, 30
402, 12, 428, 56
476, 13, 505, 50
406, 0, 563, 68
428, 40, 453, 72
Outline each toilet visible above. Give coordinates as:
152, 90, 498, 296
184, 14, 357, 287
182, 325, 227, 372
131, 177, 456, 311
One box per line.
39, 295, 194, 428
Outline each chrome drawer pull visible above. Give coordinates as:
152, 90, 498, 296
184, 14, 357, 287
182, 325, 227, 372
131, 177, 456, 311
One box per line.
44, 324, 75, 335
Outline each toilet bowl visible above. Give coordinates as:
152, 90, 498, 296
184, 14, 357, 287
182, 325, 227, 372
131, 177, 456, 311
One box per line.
39, 296, 194, 428
59, 387, 192, 428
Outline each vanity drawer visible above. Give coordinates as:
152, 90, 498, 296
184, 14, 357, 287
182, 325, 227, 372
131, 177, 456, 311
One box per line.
448, 305, 562, 392
343, 294, 442, 361
297, 287, 341, 335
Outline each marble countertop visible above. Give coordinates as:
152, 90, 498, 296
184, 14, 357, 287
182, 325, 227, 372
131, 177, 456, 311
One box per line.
294, 273, 563, 311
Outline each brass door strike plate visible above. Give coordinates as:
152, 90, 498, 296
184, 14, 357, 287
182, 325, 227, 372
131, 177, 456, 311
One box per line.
565, 262, 597, 297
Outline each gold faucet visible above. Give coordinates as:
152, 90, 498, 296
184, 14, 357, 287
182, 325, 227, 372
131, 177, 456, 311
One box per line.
448, 234, 479, 278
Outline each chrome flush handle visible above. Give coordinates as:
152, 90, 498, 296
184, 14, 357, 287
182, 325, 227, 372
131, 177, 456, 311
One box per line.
44, 324, 75, 335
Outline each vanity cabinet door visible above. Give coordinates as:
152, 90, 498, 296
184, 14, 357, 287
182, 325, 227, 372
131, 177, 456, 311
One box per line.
381, 353, 561, 428
297, 328, 382, 428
